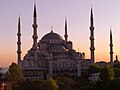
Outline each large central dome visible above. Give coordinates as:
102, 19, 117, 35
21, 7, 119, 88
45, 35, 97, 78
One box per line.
41, 31, 63, 41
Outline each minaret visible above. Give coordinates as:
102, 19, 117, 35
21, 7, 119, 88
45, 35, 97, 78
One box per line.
32, 3, 38, 50
89, 8, 95, 63
17, 17, 21, 65
64, 19, 68, 42
110, 29, 113, 63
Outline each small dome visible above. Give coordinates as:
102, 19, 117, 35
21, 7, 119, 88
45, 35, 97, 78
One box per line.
41, 31, 63, 41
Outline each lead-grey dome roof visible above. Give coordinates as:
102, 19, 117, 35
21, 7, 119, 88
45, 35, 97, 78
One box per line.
41, 31, 63, 41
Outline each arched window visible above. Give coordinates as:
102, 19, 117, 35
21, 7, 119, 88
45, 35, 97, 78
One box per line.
56, 69, 58, 73
53, 69, 55, 73
75, 68, 77, 73
61, 69, 63, 73
72, 69, 74, 73
64, 69, 67, 72
67, 69, 70, 73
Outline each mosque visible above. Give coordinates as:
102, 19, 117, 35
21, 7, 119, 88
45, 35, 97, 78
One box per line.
17, 3, 104, 79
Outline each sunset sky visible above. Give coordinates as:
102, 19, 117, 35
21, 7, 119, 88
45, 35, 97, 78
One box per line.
0, 0, 120, 67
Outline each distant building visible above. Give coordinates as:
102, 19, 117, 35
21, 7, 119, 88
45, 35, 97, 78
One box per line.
17, 3, 95, 79
89, 73, 100, 82
95, 61, 107, 67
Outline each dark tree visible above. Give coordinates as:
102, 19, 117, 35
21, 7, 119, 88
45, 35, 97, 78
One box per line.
87, 64, 101, 74
106, 78, 120, 90
41, 78, 58, 90
114, 68, 120, 78
114, 62, 120, 68
57, 77, 76, 90
99, 66, 114, 82
6, 62, 24, 88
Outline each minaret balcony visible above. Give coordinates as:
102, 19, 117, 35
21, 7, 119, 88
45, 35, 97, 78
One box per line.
90, 47, 95, 50
17, 51, 21, 54
110, 52, 113, 54
17, 42, 21, 45
17, 33, 21, 36
109, 44, 113, 47
64, 35, 68, 37
32, 24, 38, 28
89, 37, 94, 40
90, 27, 94, 30
32, 35, 38, 39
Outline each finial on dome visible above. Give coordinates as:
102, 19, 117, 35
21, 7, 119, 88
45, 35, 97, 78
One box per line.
51, 26, 53, 33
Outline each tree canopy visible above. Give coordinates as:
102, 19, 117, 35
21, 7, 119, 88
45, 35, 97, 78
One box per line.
6, 62, 24, 87
114, 62, 120, 68
106, 78, 120, 90
42, 78, 58, 90
99, 66, 114, 82
87, 64, 101, 74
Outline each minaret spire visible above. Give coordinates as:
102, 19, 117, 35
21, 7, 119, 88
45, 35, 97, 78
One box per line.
17, 17, 21, 65
110, 29, 113, 63
33, 2, 37, 17
90, 8, 93, 27
32, 2, 38, 50
64, 18, 68, 41
89, 7, 95, 63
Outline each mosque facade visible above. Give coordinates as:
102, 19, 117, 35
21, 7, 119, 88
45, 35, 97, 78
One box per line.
17, 4, 95, 79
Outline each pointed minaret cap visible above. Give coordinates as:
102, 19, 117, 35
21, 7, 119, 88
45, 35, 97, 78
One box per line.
110, 28, 113, 44
33, 0, 37, 17
90, 6, 94, 28
65, 18, 67, 30
18, 16, 20, 28
90, 7, 93, 20
110, 28, 112, 38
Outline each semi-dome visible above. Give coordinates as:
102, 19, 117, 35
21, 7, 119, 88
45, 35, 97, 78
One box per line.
41, 31, 63, 41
